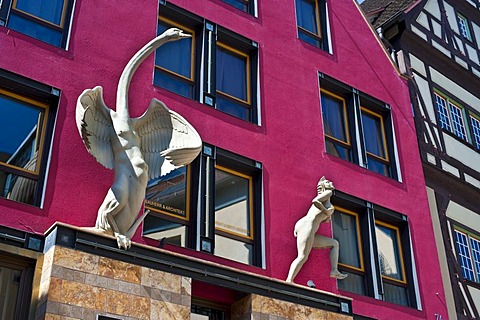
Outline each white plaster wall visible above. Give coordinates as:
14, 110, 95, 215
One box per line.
426, 187, 457, 320
423, 0, 441, 20
443, 2, 459, 34
430, 68, 480, 113
414, 72, 436, 122
443, 134, 480, 170
432, 40, 452, 57
446, 201, 480, 232
410, 54, 427, 77
473, 24, 480, 50
467, 285, 480, 314
416, 12, 430, 29
431, 19, 442, 38
412, 25, 428, 41
466, 44, 479, 65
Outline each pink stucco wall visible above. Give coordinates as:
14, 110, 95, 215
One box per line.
0, 0, 447, 318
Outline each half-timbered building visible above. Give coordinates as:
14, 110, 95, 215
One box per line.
362, 0, 480, 318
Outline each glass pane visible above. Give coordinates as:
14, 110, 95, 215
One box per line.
8, 14, 63, 46
333, 212, 361, 268
215, 168, 251, 237
216, 96, 250, 121
361, 111, 386, 159
298, 30, 320, 47
383, 282, 409, 306
222, 0, 248, 12
156, 22, 193, 79
143, 214, 187, 247
375, 224, 404, 281
214, 234, 253, 264
367, 155, 390, 177
434, 93, 451, 131
470, 116, 480, 150
448, 103, 467, 140
216, 46, 248, 102
337, 271, 365, 295
145, 167, 187, 218
296, 0, 318, 35
325, 140, 351, 161
455, 230, 476, 281
321, 93, 348, 142
154, 71, 193, 99
470, 237, 480, 282
0, 171, 37, 205
15, 0, 65, 25
0, 93, 44, 172
0, 266, 21, 319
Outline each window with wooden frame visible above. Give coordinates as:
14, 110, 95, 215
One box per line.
320, 89, 352, 161
200, 146, 262, 266
0, 69, 58, 206
361, 108, 390, 177
295, 0, 329, 51
454, 227, 480, 284
156, 3, 259, 123
457, 13, 473, 42
332, 192, 417, 308
0, 252, 35, 320
0, 0, 75, 48
142, 144, 263, 267
221, 0, 256, 15
143, 166, 192, 247
319, 74, 398, 179
154, 17, 196, 99
375, 220, 409, 306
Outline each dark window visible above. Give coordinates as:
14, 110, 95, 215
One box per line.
0, 69, 58, 206
332, 193, 417, 308
295, 0, 329, 50
0, 252, 35, 319
0, 0, 75, 48
155, 3, 259, 123
222, 0, 255, 15
319, 74, 397, 179
143, 145, 263, 266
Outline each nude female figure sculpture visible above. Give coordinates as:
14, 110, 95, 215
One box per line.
286, 177, 347, 283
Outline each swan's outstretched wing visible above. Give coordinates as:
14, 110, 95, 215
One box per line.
133, 98, 202, 179
76, 86, 115, 169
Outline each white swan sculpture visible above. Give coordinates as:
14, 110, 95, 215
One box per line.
76, 28, 202, 249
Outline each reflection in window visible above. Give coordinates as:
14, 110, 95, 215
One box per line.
0, 89, 48, 205
154, 18, 195, 99
2, 0, 74, 48
375, 221, 408, 306
333, 208, 365, 295
222, 0, 254, 15
143, 167, 189, 246
214, 166, 253, 264
321, 89, 351, 161
361, 108, 390, 176
216, 43, 251, 121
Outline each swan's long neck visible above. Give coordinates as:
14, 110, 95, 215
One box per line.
116, 33, 175, 119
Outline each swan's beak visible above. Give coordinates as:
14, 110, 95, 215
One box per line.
179, 31, 192, 39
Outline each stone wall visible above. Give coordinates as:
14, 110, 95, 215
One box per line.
35, 245, 191, 320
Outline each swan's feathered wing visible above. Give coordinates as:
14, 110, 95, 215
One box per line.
133, 98, 202, 179
76, 86, 115, 169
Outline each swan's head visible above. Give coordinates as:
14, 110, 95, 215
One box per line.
162, 28, 191, 41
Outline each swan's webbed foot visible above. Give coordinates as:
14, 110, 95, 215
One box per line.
116, 234, 132, 250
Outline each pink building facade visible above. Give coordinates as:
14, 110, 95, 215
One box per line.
0, 0, 448, 319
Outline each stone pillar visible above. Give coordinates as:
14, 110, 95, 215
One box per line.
35, 245, 191, 320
